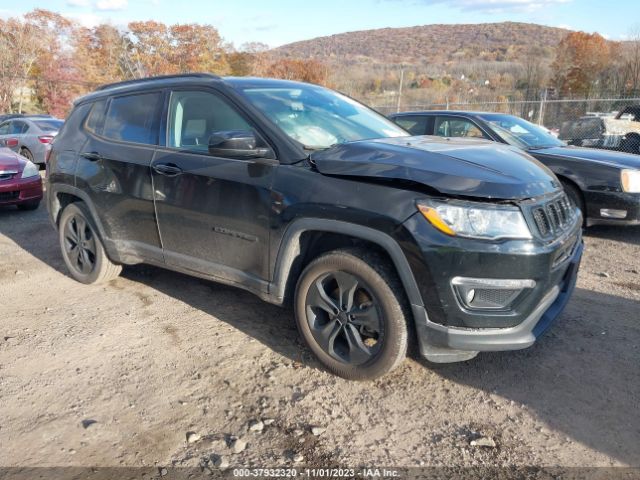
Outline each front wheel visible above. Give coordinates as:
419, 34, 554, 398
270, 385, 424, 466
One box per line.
58, 202, 122, 284
294, 248, 409, 380
561, 181, 585, 226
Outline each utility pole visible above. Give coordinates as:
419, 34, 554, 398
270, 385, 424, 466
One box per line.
396, 67, 405, 113
537, 88, 548, 126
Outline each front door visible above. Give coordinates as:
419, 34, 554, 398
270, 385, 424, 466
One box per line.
151, 89, 276, 291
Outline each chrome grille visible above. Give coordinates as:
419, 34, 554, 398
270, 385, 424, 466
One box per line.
530, 194, 575, 239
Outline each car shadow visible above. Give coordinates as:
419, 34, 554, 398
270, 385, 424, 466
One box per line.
585, 224, 640, 246
121, 264, 316, 369
127, 263, 639, 465
423, 287, 640, 466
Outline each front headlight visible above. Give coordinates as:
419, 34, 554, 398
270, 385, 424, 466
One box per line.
20, 161, 39, 179
621, 169, 640, 193
417, 200, 532, 240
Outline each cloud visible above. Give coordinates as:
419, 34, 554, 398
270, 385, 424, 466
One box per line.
95, 0, 128, 11
397, 0, 571, 13
67, 0, 91, 6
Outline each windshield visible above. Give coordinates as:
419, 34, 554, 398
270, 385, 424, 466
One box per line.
239, 84, 409, 149
33, 119, 63, 132
478, 114, 564, 149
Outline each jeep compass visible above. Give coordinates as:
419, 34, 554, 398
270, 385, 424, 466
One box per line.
46, 74, 583, 380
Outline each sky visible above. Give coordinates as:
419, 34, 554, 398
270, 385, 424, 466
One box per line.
0, 0, 638, 47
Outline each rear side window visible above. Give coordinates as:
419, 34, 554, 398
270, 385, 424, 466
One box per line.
85, 100, 107, 134
10, 121, 27, 134
102, 93, 161, 145
434, 116, 487, 139
394, 116, 428, 135
33, 120, 63, 132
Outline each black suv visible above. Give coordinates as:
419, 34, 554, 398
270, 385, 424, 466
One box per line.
46, 74, 583, 380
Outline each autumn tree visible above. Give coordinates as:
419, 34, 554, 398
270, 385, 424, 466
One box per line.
551, 32, 618, 97
0, 17, 40, 112
25, 9, 79, 117
255, 58, 329, 86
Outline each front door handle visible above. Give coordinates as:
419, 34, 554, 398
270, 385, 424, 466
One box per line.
153, 163, 183, 177
81, 151, 103, 161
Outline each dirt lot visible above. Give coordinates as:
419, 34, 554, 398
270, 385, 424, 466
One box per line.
0, 196, 639, 472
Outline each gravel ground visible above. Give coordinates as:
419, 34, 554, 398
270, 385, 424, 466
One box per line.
0, 199, 639, 471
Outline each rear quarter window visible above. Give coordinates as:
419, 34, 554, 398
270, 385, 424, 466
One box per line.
85, 100, 108, 135
102, 92, 161, 145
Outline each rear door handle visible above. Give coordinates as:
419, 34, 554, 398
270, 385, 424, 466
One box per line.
81, 151, 103, 161
153, 163, 183, 177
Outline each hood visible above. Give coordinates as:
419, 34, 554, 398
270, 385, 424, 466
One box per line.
311, 136, 560, 200
0, 147, 24, 173
531, 145, 640, 170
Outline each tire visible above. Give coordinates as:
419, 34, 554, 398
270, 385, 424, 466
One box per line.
294, 247, 409, 380
17, 201, 40, 211
58, 202, 122, 284
622, 135, 640, 155
561, 181, 585, 225
20, 147, 34, 162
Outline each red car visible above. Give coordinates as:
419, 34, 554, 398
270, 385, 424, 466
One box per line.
0, 147, 43, 210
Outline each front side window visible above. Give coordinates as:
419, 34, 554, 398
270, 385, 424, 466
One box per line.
103, 93, 160, 145
238, 84, 408, 150
394, 116, 428, 136
167, 90, 256, 153
478, 114, 564, 149
434, 117, 487, 139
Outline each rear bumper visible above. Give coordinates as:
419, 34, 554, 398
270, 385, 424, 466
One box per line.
0, 175, 43, 206
414, 240, 583, 363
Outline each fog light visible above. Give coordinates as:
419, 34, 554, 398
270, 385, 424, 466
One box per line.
600, 209, 627, 219
452, 277, 536, 311
465, 289, 476, 304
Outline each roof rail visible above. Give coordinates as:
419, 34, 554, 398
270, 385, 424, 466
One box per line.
96, 73, 220, 91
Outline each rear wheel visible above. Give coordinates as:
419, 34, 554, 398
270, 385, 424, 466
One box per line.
294, 248, 409, 380
20, 147, 34, 162
622, 135, 640, 155
58, 202, 122, 284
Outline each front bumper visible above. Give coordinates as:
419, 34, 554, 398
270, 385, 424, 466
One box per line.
0, 175, 43, 206
413, 240, 583, 362
585, 191, 640, 226
400, 205, 583, 363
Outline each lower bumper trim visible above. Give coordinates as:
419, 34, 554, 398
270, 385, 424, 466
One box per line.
414, 240, 583, 363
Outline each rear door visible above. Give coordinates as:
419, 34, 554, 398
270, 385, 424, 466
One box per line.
151, 88, 276, 289
393, 115, 430, 135
77, 92, 164, 262
433, 116, 490, 140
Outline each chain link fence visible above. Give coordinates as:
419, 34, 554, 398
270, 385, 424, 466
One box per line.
371, 96, 640, 155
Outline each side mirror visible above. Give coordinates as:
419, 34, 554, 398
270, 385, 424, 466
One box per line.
208, 130, 272, 159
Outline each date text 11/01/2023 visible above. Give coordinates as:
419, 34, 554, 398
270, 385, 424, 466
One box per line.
232, 468, 401, 478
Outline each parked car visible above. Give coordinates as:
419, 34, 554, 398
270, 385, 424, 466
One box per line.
559, 113, 640, 154
0, 146, 43, 210
46, 74, 583, 380
390, 111, 640, 226
0, 116, 64, 165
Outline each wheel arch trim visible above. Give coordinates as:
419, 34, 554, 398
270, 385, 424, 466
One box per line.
270, 218, 424, 308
